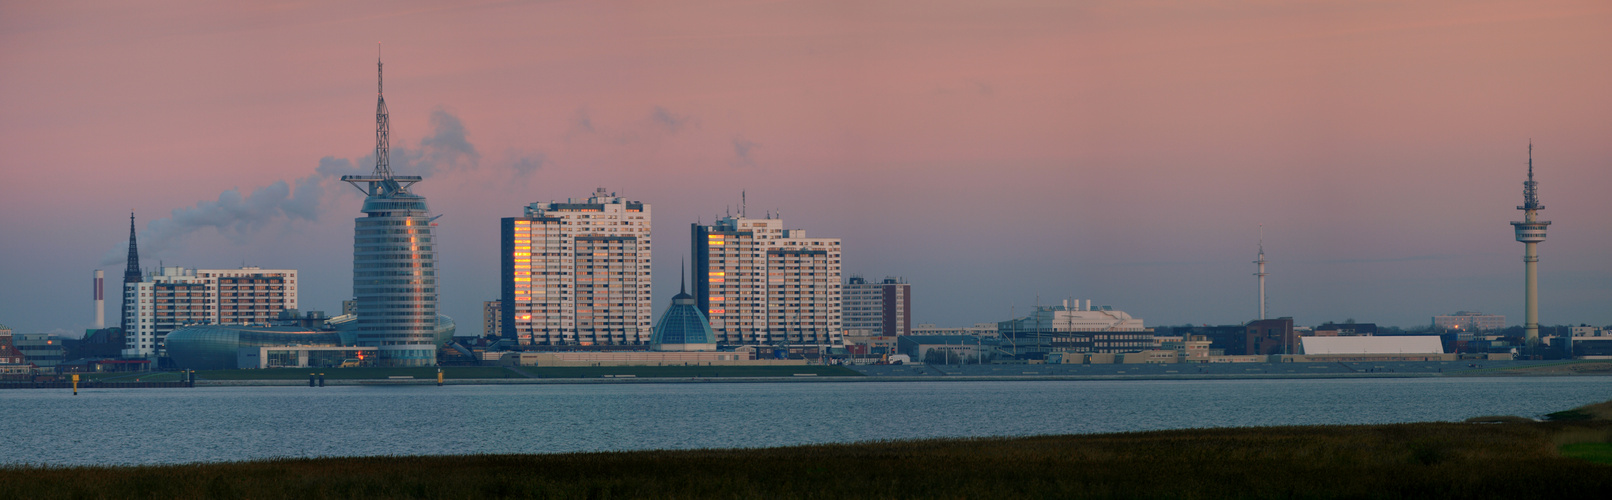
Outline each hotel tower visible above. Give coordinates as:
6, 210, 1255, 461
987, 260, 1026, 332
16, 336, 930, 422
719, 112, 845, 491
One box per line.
341, 55, 438, 366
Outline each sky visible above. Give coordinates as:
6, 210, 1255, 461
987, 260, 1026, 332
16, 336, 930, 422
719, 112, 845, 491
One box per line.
2, 0, 1609, 336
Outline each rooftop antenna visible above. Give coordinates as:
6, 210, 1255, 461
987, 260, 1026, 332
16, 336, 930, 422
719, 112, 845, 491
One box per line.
1254, 225, 1269, 320
342, 43, 420, 197
742, 190, 747, 218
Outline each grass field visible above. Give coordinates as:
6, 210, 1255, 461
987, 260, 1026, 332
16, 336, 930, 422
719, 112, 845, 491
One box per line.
3, 418, 1608, 500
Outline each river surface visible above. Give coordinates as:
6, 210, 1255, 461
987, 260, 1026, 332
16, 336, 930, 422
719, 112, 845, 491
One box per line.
6, 376, 1610, 466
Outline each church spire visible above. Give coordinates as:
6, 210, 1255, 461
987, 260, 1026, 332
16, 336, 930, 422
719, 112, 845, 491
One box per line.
123, 212, 141, 284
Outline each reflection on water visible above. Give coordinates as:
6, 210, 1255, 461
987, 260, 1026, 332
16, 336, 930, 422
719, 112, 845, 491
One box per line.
5, 376, 1610, 466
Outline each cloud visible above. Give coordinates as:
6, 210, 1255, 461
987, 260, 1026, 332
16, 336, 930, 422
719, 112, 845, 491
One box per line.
570, 107, 595, 135
731, 135, 759, 167
650, 106, 692, 133
407, 109, 481, 176
98, 110, 482, 266
509, 150, 548, 178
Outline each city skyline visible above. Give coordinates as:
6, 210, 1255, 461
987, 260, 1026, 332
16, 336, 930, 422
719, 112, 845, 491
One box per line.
3, 1, 1611, 335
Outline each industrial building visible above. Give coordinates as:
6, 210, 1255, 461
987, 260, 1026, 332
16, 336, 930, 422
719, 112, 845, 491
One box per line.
499, 188, 653, 346
691, 214, 842, 348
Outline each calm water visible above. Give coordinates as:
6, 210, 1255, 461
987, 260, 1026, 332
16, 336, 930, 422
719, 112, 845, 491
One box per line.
5, 377, 1611, 466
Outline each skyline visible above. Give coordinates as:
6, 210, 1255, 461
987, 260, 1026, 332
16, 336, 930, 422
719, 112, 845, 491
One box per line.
2, 0, 1610, 335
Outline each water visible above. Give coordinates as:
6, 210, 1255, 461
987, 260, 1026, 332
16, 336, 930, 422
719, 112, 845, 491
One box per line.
5, 376, 1610, 466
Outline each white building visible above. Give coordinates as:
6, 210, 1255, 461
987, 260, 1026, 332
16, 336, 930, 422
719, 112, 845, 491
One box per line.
843, 276, 911, 336
501, 189, 653, 346
692, 214, 842, 347
122, 266, 298, 358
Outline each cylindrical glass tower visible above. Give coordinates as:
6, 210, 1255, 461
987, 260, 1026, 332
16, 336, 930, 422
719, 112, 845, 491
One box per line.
354, 193, 437, 366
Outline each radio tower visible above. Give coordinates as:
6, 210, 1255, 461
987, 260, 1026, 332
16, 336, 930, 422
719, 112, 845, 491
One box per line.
1510, 143, 1550, 351
1254, 225, 1268, 320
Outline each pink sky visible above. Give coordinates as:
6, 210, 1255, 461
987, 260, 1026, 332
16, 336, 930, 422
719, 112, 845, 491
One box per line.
2, 0, 1609, 335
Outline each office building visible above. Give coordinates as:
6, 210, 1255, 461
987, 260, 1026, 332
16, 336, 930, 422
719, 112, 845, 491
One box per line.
843, 276, 911, 336
11, 333, 66, 371
500, 188, 653, 346
692, 214, 842, 347
340, 55, 439, 366
997, 300, 1149, 357
1433, 311, 1505, 332
120, 266, 299, 359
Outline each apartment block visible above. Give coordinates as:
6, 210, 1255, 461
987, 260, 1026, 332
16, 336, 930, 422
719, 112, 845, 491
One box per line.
692, 215, 841, 347
843, 276, 911, 336
501, 188, 652, 346
121, 266, 297, 358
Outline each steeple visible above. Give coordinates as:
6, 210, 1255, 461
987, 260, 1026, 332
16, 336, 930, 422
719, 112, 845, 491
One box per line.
123, 212, 141, 284
674, 258, 691, 300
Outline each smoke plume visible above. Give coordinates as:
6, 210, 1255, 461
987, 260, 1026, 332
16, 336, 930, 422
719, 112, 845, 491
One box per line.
99, 109, 481, 267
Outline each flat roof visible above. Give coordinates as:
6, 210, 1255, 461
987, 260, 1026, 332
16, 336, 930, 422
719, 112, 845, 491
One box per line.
1300, 336, 1444, 355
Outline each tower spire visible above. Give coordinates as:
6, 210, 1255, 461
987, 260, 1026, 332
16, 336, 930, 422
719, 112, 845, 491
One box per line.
374, 45, 391, 179
1254, 225, 1268, 320
123, 212, 141, 284
121, 211, 141, 333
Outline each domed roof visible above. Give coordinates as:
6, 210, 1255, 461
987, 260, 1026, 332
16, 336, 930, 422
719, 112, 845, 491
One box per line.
653, 264, 716, 350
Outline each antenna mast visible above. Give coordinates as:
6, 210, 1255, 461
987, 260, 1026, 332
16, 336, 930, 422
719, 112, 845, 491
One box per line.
1254, 225, 1268, 320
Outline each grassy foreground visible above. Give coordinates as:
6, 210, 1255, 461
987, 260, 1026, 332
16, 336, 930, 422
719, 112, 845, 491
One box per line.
5, 417, 1610, 499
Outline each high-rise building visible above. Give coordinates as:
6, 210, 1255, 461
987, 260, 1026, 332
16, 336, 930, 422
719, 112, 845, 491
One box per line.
691, 215, 841, 347
120, 266, 298, 358
482, 300, 502, 338
843, 276, 911, 336
341, 55, 438, 366
500, 189, 652, 346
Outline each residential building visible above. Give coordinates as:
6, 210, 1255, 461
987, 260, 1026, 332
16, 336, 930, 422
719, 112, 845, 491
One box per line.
121, 266, 299, 359
691, 214, 842, 347
1433, 311, 1506, 332
500, 188, 652, 346
843, 276, 911, 336
483, 300, 502, 338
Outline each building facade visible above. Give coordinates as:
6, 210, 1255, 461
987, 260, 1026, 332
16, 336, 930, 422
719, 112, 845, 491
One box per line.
483, 300, 502, 338
500, 189, 653, 346
997, 300, 1149, 357
692, 215, 842, 347
1433, 311, 1506, 332
121, 266, 298, 359
843, 276, 911, 336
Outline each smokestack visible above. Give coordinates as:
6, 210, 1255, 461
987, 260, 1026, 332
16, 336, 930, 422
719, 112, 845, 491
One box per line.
94, 270, 105, 329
